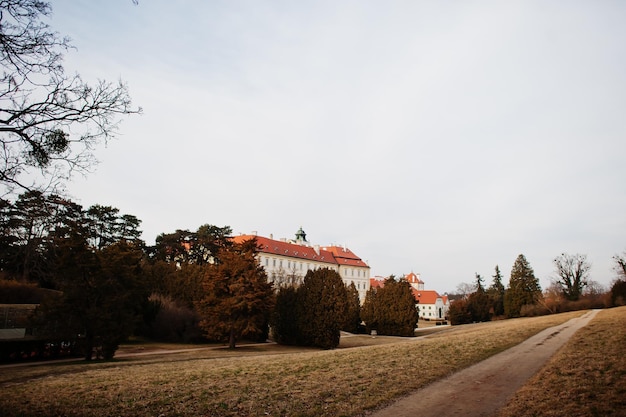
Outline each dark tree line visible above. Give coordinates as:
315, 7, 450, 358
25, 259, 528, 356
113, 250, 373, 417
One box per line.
449, 255, 542, 325
449, 252, 626, 325
4, 191, 625, 358
0, 191, 145, 359
1, 192, 375, 357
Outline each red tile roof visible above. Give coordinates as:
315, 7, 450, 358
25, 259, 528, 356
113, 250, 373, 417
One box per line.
369, 278, 385, 289
232, 235, 369, 267
405, 272, 423, 284
370, 278, 444, 305
323, 245, 369, 268
412, 289, 443, 305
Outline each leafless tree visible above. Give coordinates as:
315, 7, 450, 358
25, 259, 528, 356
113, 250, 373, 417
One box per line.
553, 253, 591, 301
271, 267, 303, 289
0, 0, 141, 193
614, 252, 626, 279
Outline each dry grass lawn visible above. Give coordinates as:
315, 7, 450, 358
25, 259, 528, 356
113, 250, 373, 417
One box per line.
496, 307, 626, 417
0, 310, 610, 417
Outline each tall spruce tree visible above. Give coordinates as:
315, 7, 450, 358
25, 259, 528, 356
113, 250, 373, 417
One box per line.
487, 265, 506, 317
504, 254, 542, 318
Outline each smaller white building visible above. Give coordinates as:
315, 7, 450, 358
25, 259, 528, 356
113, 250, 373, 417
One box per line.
404, 272, 450, 321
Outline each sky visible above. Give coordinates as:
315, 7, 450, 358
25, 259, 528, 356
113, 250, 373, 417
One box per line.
47, 0, 625, 294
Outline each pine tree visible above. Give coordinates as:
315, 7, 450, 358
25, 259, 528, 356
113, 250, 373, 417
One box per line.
487, 265, 506, 317
467, 274, 491, 322
504, 254, 542, 318
195, 239, 274, 348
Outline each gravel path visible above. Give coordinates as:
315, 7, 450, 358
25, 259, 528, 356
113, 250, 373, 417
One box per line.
368, 309, 600, 417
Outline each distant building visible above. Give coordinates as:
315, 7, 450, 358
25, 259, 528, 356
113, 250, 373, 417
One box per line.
232, 228, 371, 301
405, 272, 450, 320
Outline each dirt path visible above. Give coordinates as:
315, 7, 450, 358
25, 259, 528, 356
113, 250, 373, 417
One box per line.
368, 309, 600, 417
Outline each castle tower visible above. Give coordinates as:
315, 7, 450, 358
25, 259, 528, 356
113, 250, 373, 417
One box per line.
295, 226, 307, 244
405, 272, 425, 291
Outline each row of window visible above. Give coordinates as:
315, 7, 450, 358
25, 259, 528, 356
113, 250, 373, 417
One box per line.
262, 256, 368, 279
263, 257, 331, 272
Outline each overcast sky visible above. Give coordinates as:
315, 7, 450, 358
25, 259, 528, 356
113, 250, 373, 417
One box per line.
49, 0, 625, 293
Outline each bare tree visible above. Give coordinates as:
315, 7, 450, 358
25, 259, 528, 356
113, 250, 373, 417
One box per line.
0, 1, 141, 193
614, 252, 626, 279
553, 253, 591, 301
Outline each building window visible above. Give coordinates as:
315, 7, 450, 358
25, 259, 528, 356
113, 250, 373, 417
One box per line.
273, 259, 276, 267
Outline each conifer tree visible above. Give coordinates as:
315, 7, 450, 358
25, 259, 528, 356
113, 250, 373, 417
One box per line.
270, 286, 299, 345
296, 268, 348, 349
360, 287, 378, 332
504, 254, 542, 318
361, 277, 418, 336
448, 298, 472, 325
467, 273, 491, 322
195, 239, 274, 348
343, 282, 361, 333
487, 265, 506, 317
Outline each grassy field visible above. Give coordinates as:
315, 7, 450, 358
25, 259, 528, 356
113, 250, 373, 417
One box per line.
496, 307, 626, 417
0, 309, 620, 417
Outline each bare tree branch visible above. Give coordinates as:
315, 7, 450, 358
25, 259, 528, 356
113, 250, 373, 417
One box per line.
0, 0, 141, 194
553, 253, 591, 301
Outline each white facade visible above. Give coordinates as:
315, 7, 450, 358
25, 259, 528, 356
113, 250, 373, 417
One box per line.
405, 272, 450, 321
234, 229, 371, 302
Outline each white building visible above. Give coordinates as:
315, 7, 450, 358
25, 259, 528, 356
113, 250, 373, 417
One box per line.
232, 228, 371, 301
405, 272, 450, 321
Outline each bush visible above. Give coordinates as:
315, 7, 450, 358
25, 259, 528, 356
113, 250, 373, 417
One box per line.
519, 303, 550, 317
448, 298, 472, 325
142, 294, 203, 343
